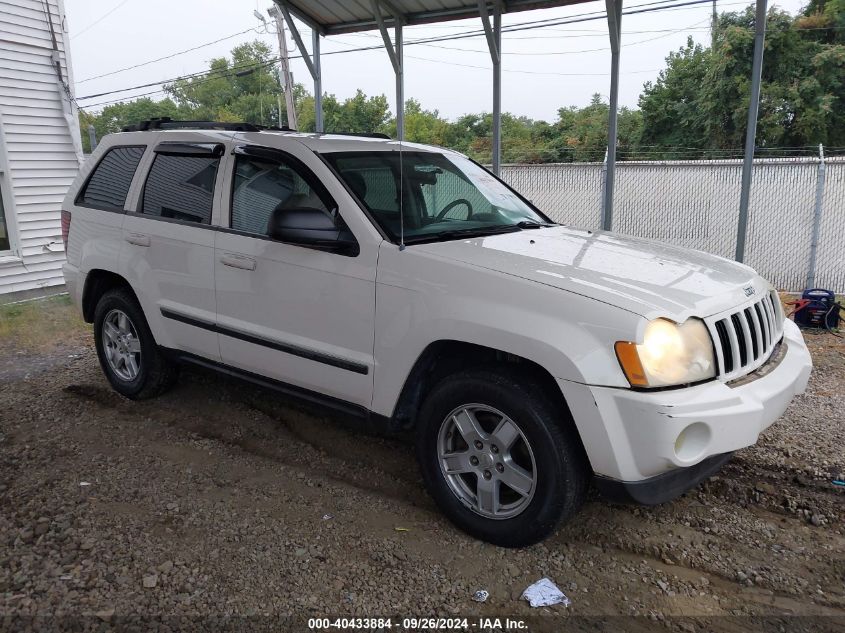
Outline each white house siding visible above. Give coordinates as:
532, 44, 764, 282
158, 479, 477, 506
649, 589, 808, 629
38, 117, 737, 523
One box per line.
0, 0, 83, 295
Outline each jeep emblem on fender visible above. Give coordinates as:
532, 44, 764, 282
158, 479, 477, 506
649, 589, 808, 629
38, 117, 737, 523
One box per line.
744, 286, 756, 297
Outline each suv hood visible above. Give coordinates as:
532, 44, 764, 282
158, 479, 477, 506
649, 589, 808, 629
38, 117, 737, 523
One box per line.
414, 226, 765, 320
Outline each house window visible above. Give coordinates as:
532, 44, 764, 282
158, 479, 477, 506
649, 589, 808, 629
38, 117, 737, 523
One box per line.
0, 187, 9, 252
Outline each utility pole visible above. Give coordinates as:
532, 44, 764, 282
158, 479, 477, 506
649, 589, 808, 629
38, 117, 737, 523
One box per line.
268, 5, 298, 130
711, 0, 718, 49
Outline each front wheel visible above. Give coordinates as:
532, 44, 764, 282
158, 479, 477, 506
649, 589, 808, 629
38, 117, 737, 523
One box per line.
93, 288, 178, 399
416, 369, 589, 547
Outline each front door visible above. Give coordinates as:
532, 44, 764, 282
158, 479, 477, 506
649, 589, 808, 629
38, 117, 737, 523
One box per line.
213, 144, 377, 408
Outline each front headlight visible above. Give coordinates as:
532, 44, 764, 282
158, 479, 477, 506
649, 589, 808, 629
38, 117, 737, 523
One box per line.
615, 318, 716, 388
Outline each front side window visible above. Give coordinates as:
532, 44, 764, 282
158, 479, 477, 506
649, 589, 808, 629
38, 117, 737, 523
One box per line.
231, 153, 332, 236
0, 185, 9, 252
77, 145, 145, 211
325, 151, 551, 243
141, 154, 220, 225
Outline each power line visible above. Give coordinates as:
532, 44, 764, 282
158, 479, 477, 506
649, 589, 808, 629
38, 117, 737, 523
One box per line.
78, 0, 712, 105
72, 0, 131, 39
77, 0, 809, 107
76, 27, 260, 84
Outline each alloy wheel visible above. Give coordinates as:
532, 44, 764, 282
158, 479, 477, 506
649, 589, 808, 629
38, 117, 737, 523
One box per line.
437, 403, 537, 519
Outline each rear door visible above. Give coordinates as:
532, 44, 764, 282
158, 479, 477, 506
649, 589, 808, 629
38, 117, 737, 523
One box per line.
66, 143, 147, 283
213, 143, 377, 408
119, 132, 227, 361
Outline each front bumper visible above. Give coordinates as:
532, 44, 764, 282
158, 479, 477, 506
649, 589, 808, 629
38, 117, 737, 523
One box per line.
559, 318, 812, 493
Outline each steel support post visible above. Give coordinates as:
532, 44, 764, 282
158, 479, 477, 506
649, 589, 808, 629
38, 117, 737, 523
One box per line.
275, 1, 322, 131
603, 0, 622, 231
735, 0, 768, 262
396, 24, 404, 141
371, 0, 406, 140
479, 1, 502, 174
806, 144, 826, 289
313, 30, 323, 133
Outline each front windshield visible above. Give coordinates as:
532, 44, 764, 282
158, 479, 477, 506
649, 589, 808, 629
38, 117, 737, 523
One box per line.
325, 151, 553, 243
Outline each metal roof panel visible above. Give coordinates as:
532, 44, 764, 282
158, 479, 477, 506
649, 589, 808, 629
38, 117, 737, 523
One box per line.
280, 0, 594, 34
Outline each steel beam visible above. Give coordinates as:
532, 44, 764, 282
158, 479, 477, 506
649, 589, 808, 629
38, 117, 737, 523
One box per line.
372, 0, 405, 140
602, 0, 622, 231
276, 1, 325, 133
313, 30, 323, 133
735, 0, 768, 262
479, 1, 502, 174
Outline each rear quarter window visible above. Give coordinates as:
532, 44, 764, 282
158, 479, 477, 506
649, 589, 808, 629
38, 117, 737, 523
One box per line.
77, 145, 146, 211
141, 154, 220, 225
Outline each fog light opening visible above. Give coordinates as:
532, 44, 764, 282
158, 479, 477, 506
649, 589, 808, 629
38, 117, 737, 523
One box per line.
674, 422, 711, 463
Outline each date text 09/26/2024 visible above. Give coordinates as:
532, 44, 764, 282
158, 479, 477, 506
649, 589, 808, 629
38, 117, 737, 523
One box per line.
308, 617, 528, 630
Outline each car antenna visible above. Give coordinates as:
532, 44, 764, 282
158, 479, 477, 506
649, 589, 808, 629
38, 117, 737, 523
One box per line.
399, 138, 405, 251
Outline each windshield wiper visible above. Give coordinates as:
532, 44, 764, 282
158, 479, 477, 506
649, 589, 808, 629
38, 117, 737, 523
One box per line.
405, 224, 521, 244
515, 220, 556, 229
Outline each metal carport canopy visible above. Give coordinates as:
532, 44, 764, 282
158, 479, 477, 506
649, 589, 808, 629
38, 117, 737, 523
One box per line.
282, 0, 589, 34
272, 0, 769, 263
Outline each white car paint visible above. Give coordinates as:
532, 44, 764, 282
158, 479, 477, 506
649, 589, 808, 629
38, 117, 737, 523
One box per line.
63, 129, 813, 488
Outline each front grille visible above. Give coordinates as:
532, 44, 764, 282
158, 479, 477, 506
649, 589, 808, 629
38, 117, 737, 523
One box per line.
709, 291, 783, 380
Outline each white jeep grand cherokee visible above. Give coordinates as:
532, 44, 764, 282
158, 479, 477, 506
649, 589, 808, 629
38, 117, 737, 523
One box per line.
62, 119, 813, 547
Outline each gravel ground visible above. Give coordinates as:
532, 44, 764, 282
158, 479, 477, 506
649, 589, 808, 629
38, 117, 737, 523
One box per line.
1, 316, 844, 630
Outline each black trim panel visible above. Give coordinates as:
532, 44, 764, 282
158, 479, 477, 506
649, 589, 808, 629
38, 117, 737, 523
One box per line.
159, 308, 369, 375
594, 452, 734, 505
163, 349, 370, 419
153, 141, 225, 157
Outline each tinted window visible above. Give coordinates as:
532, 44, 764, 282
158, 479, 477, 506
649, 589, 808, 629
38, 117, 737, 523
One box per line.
142, 154, 220, 225
326, 151, 549, 242
78, 146, 145, 210
231, 154, 331, 235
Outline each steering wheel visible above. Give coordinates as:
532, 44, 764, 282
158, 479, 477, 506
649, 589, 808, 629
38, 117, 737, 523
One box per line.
435, 198, 473, 221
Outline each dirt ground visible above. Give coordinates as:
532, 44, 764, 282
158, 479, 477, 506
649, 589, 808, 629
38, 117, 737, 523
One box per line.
1, 296, 844, 631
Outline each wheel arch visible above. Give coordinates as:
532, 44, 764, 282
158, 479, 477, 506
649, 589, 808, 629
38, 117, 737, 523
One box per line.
81, 269, 138, 323
390, 340, 575, 434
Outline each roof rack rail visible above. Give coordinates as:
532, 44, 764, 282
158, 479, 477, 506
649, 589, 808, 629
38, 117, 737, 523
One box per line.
121, 117, 268, 132
332, 131, 391, 140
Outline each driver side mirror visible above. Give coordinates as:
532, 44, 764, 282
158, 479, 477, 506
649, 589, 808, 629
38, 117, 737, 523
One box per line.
268, 207, 359, 256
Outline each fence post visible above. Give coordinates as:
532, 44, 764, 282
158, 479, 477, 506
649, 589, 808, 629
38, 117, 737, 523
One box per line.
600, 148, 608, 229
87, 124, 97, 151
806, 143, 826, 289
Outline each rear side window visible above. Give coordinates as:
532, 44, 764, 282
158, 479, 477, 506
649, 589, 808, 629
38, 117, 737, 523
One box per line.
77, 146, 145, 211
141, 154, 220, 225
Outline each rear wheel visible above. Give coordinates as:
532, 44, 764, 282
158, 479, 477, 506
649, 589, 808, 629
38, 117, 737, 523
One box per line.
416, 369, 588, 547
93, 288, 178, 399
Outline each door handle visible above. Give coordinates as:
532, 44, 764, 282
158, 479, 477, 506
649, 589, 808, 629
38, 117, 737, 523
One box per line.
220, 254, 256, 271
125, 233, 150, 247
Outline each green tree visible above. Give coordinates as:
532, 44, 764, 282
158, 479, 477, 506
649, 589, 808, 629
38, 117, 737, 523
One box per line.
639, 5, 845, 154
81, 97, 185, 151
164, 41, 283, 126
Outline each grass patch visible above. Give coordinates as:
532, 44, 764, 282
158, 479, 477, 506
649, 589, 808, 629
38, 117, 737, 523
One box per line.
0, 294, 90, 352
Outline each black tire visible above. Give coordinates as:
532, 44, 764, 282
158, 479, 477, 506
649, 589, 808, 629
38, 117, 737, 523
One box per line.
416, 368, 589, 547
93, 287, 179, 399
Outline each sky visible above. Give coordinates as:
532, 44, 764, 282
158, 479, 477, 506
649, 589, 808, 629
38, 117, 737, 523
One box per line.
65, 0, 807, 123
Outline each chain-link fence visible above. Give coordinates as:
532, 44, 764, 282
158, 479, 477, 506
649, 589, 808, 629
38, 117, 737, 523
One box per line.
500, 156, 845, 292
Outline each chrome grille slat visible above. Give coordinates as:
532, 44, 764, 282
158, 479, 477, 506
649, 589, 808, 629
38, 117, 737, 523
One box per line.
737, 310, 755, 362
762, 294, 776, 342
707, 294, 783, 381
743, 308, 759, 360
755, 301, 770, 349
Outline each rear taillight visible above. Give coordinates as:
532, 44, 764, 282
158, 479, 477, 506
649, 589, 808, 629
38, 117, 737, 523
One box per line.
61, 209, 71, 250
